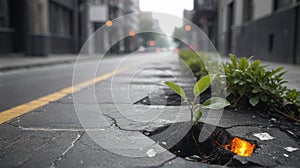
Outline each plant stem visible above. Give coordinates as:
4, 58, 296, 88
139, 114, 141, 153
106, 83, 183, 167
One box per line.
184, 98, 194, 123
232, 96, 242, 107
273, 108, 300, 122
192, 134, 201, 155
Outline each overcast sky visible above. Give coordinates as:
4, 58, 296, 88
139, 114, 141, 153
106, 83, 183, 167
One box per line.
139, 0, 193, 19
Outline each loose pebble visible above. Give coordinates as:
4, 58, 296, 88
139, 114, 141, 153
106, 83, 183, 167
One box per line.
284, 146, 299, 152
253, 132, 274, 141
287, 130, 295, 135
146, 149, 157, 157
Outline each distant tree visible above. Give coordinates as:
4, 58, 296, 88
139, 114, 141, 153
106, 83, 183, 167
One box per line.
138, 19, 157, 47
172, 27, 187, 48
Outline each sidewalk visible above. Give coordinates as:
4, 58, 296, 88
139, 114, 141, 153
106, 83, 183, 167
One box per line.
0, 54, 100, 71
263, 60, 300, 90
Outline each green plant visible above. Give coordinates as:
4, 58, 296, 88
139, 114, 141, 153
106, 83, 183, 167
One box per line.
178, 50, 207, 77
164, 74, 230, 124
178, 50, 224, 78
284, 89, 300, 115
177, 51, 300, 120
224, 54, 288, 109
224, 54, 300, 119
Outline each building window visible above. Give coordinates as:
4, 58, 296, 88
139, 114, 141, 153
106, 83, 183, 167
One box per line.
268, 33, 274, 53
49, 2, 72, 35
0, 0, 9, 27
243, 0, 253, 22
198, 0, 204, 5
274, 0, 294, 11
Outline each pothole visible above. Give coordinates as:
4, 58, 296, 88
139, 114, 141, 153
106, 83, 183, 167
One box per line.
142, 122, 257, 166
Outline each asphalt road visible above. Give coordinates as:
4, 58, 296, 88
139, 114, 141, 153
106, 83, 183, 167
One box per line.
0, 52, 299, 168
0, 52, 191, 168
0, 54, 149, 111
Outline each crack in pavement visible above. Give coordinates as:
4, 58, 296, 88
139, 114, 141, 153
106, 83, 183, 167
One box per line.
102, 114, 146, 132
223, 123, 266, 130
50, 132, 84, 168
154, 156, 177, 168
5, 122, 20, 128
5, 122, 109, 132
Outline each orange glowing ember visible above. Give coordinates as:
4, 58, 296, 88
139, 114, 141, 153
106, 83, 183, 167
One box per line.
224, 137, 256, 156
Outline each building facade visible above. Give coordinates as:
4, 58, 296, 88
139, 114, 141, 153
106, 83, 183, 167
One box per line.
192, 0, 218, 48
0, 0, 140, 56
0, 0, 80, 56
217, 0, 300, 64
179, 0, 218, 52
71, 0, 140, 54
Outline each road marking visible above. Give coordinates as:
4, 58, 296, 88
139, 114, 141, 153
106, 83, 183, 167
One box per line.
0, 62, 146, 125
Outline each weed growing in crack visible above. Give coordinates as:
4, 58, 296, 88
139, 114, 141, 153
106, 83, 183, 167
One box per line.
224, 54, 300, 119
164, 74, 230, 124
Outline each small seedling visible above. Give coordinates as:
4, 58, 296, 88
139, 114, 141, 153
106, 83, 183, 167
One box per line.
164, 74, 230, 124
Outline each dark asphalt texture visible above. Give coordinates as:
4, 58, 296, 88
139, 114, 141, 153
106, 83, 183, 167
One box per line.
0, 52, 299, 167
0, 53, 187, 167
0, 56, 126, 111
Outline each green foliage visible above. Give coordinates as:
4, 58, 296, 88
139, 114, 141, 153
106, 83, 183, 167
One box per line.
224, 55, 285, 108
202, 97, 231, 109
284, 89, 300, 114
164, 81, 187, 101
164, 74, 230, 124
176, 50, 300, 119
178, 50, 207, 77
194, 74, 216, 97
178, 50, 224, 80
224, 54, 300, 117
285, 89, 300, 106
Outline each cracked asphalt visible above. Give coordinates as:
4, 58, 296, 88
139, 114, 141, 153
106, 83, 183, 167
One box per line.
0, 52, 300, 167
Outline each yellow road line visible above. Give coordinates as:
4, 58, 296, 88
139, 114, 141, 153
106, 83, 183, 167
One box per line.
0, 62, 146, 124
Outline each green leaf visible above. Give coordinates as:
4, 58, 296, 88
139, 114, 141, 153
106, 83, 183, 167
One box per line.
202, 97, 231, 109
229, 54, 237, 67
252, 87, 261, 93
194, 110, 202, 123
250, 60, 261, 70
273, 66, 284, 74
193, 74, 216, 97
260, 95, 268, 102
278, 71, 288, 78
238, 86, 246, 96
239, 81, 246, 85
260, 68, 265, 77
225, 88, 233, 97
164, 81, 187, 99
259, 82, 268, 90
249, 97, 260, 106
238, 58, 249, 70
247, 56, 254, 61
233, 79, 240, 84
